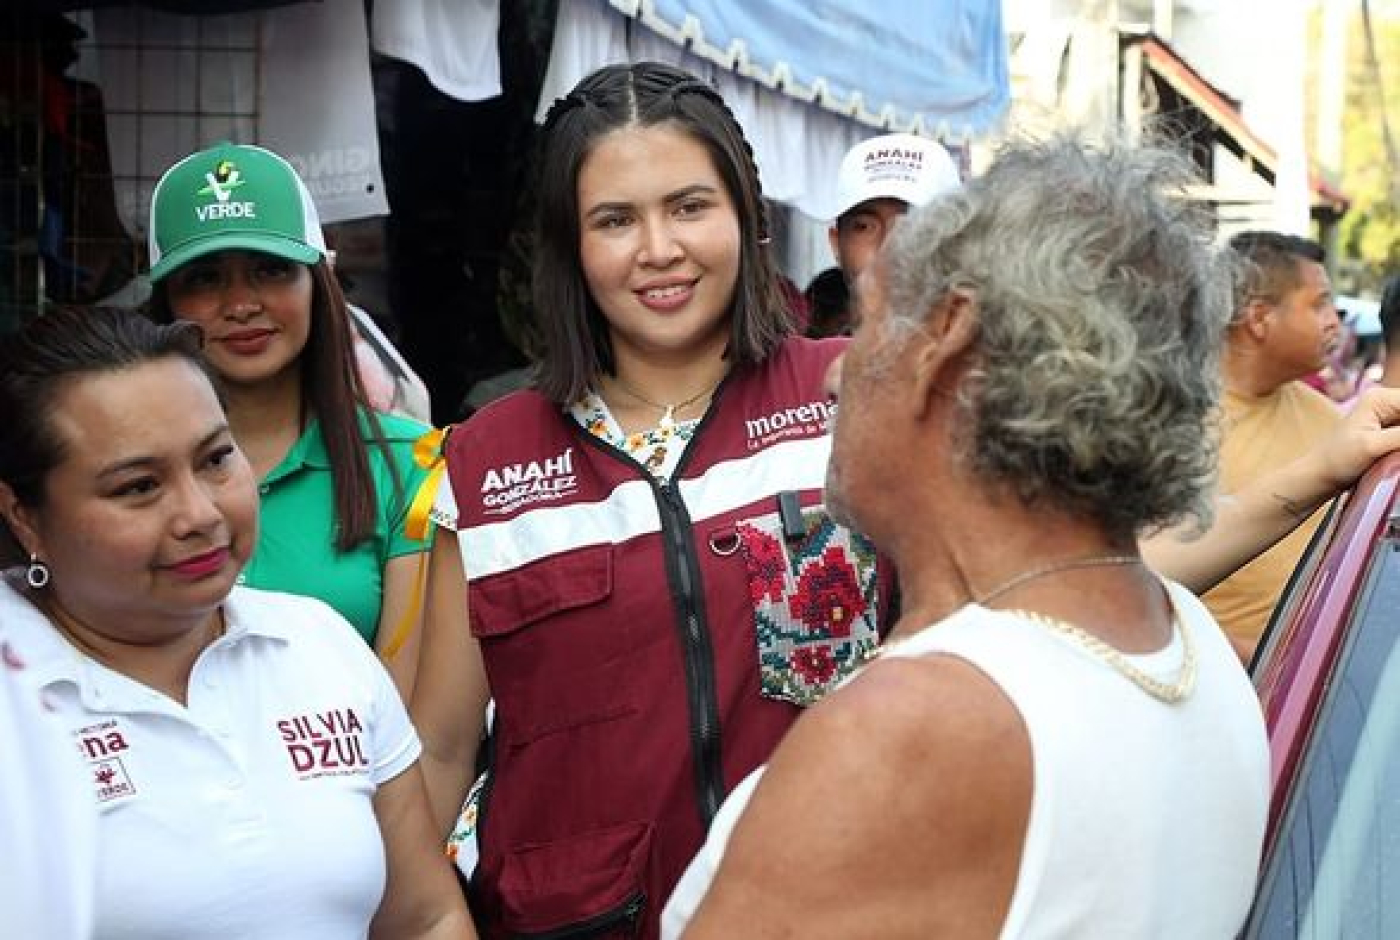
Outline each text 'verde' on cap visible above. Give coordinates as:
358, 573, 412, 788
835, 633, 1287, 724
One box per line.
148, 141, 326, 283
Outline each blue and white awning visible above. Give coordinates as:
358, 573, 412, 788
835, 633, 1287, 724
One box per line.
609, 0, 1010, 140
538, 0, 1009, 222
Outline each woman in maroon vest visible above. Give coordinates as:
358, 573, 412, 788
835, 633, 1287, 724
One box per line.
411, 61, 894, 939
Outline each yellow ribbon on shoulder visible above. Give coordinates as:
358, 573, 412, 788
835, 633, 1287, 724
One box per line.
404, 424, 450, 542
384, 424, 452, 660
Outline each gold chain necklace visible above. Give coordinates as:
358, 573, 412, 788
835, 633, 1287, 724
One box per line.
865, 554, 1194, 702
608, 375, 722, 431
1003, 606, 1197, 704
972, 553, 1193, 703
975, 554, 1143, 606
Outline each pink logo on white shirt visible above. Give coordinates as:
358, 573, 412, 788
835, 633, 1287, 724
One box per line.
73, 719, 137, 804
276, 707, 369, 779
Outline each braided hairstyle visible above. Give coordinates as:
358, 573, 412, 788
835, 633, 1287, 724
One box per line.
531, 61, 793, 405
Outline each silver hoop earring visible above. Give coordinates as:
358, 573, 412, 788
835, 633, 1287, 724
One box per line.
25, 554, 50, 590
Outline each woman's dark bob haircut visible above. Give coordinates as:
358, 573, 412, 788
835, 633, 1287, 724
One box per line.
0, 305, 213, 565
531, 61, 793, 404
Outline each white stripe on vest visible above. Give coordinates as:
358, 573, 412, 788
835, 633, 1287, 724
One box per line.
459, 434, 832, 579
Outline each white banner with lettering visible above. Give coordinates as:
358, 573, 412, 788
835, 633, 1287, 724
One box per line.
91, 0, 387, 245
259, 0, 388, 222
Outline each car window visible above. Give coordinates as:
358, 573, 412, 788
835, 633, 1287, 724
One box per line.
1245, 538, 1400, 937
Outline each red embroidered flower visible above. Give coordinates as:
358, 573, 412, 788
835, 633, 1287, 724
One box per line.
738, 524, 788, 604
788, 547, 867, 637
791, 645, 837, 685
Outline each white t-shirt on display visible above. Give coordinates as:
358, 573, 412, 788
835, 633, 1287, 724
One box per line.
370, 0, 502, 102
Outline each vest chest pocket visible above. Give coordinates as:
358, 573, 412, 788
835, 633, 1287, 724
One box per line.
470, 544, 637, 746
472, 543, 615, 637
725, 502, 881, 706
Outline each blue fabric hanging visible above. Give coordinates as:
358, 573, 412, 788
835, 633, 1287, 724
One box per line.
609, 0, 1010, 139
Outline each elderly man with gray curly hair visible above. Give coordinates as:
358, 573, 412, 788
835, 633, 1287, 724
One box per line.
662, 133, 1270, 939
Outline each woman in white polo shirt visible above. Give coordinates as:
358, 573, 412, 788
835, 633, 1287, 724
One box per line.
0, 306, 474, 939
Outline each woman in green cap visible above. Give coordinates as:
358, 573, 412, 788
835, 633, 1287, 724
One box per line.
144, 141, 434, 698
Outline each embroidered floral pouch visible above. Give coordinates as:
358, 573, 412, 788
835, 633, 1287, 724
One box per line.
734, 505, 880, 706
447, 769, 488, 879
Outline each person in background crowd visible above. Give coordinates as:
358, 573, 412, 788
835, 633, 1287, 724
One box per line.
665, 132, 1269, 939
1302, 302, 1360, 403
144, 142, 434, 698
1200, 231, 1341, 661
828, 131, 961, 287
818, 132, 963, 408
1377, 275, 1400, 388
804, 266, 852, 338
0, 306, 473, 939
1141, 382, 1400, 595
411, 61, 894, 939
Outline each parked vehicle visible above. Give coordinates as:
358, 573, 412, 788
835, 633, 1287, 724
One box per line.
1244, 450, 1400, 936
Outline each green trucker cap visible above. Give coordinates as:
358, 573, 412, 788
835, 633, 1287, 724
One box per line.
147, 142, 326, 282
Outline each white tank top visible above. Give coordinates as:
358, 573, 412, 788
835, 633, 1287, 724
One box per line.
662, 579, 1270, 938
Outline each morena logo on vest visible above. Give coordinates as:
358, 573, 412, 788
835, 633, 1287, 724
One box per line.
745, 399, 835, 450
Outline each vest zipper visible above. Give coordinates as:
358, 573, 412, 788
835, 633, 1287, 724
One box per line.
571, 393, 730, 826
509, 892, 646, 938
652, 384, 728, 825
656, 479, 725, 824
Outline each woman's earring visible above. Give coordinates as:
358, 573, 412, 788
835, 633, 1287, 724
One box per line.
25, 554, 50, 590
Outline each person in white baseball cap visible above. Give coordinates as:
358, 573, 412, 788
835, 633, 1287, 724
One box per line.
828, 132, 961, 286
819, 133, 962, 391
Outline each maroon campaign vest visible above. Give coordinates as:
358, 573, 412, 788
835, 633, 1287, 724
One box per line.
445, 337, 894, 939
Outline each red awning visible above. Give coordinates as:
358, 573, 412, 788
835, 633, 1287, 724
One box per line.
1133, 34, 1348, 216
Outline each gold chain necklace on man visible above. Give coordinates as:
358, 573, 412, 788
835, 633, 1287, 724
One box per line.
609, 375, 721, 431
863, 554, 1195, 702
972, 551, 1195, 704
974, 553, 1143, 607
1002, 606, 1197, 704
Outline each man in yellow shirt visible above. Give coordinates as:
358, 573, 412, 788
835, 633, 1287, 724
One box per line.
1204, 231, 1341, 660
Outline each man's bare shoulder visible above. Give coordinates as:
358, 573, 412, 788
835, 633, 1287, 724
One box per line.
800, 650, 1024, 762
683, 648, 1031, 939
785, 650, 1031, 811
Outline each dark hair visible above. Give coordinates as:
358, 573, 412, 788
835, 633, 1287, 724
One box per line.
1226, 230, 1326, 319
1379, 276, 1400, 348
804, 266, 852, 338
147, 259, 398, 551
0, 306, 211, 564
531, 61, 793, 404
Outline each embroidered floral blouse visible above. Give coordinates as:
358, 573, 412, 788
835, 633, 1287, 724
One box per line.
570, 390, 701, 481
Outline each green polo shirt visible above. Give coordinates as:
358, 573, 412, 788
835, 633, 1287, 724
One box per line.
239, 410, 435, 644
